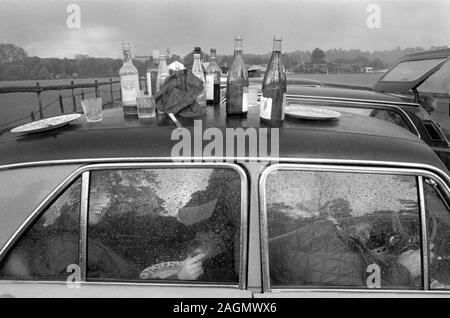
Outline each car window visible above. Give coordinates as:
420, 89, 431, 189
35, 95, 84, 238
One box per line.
86, 167, 242, 284
0, 177, 81, 280
424, 180, 450, 289
381, 58, 447, 82
264, 169, 423, 290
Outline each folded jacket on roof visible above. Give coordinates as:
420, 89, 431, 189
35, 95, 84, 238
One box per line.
154, 69, 207, 118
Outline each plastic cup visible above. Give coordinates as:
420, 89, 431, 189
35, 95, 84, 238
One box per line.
81, 97, 102, 122
137, 94, 156, 119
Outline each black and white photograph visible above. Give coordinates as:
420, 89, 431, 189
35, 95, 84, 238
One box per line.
0, 0, 450, 301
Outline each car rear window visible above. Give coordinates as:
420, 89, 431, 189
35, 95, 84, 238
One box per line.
263, 168, 423, 290
381, 58, 447, 82
86, 167, 244, 285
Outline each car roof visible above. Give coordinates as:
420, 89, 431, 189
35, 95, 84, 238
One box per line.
0, 105, 446, 172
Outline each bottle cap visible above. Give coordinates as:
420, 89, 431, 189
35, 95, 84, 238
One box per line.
194, 47, 201, 53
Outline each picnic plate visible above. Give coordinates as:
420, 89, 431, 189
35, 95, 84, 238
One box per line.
11, 114, 81, 134
140, 261, 183, 279
285, 105, 341, 120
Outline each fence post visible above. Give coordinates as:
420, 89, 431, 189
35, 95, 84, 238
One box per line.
59, 94, 64, 113
30, 111, 35, 121
95, 79, 98, 97
81, 90, 85, 100
36, 82, 43, 119
110, 78, 114, 106
71, 80, 76, 112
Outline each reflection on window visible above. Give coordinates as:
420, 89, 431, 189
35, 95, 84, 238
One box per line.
266, 170, 422, 289
0, 178, 81, 280
87, 168, 241, 284
418, 60, 450, 95
424, 181, 450, 289
381, 58, 447, 82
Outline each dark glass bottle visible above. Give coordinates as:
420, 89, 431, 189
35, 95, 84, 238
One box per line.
260, 36, 286, 123
206, 49, 222, 105
226, 36, 249, 116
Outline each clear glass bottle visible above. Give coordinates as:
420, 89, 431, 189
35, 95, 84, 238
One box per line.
156, 54, 170, 92
192, 53, 206, 107
205, 48, 222, 105
260, 36, 286, 123
192, 47, 206, 74
226, 36, 249, 116
119, 42, 140, 114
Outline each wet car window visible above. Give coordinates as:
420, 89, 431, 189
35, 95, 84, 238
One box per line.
265, 170, 422, 289
0, 178, 81, 280
87, 168, 242, 284
424, 180, 450, 289
380, 58, 447, 82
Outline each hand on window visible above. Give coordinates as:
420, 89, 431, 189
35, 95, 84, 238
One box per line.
177, 253, 206, 280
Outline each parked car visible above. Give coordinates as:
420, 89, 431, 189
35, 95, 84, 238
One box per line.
285, 48, 450, 169
1, 103, 450, 297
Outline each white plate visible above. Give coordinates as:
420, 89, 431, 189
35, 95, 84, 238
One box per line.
140, 261, 183, 279
11, 114, 81, 134
285, 105, 341, 120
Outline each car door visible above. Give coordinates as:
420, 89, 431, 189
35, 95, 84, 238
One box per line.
0, 162, 252, 298
255, 163, 450, 297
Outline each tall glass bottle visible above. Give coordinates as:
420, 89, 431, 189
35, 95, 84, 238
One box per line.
205, 48, 222, 105
119, 42, 140, 114
192, 53, 206, 107
156, 54, 170, 92
226, 36, 249, 116
260, 36, 286, 123
192, 47, 206, 74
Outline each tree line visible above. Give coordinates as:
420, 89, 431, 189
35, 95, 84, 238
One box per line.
0, 43, 447, 81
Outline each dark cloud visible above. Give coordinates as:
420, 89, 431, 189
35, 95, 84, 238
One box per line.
0, 0, 448, 58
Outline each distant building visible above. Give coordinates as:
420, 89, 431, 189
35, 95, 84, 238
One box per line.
364, 67, 374, 73
247, 65, 266, 78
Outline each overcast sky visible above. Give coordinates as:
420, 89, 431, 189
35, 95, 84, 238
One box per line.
0, 0, 449, 58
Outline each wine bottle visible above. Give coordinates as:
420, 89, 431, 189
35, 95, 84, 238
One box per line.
205, 48, 222, 105
260, 36, 286, 123
226, 36, 249, 116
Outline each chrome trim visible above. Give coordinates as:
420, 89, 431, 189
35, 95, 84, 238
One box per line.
0, 162, 248, 290
265, 288, 450, 296
79, 171, 89, 281
418, 176, 429, 290
0, 279, 240, 289
286, 94, 420, 107
286, 96, 421, 138
259, 163, 450, 294
1, 157, 450, 181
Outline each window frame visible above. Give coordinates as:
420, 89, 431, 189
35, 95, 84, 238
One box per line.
0, 162, 249, 290
259, 163, 450, 294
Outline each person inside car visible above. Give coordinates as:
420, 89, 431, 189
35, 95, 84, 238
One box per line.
269, 216, 425, 289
